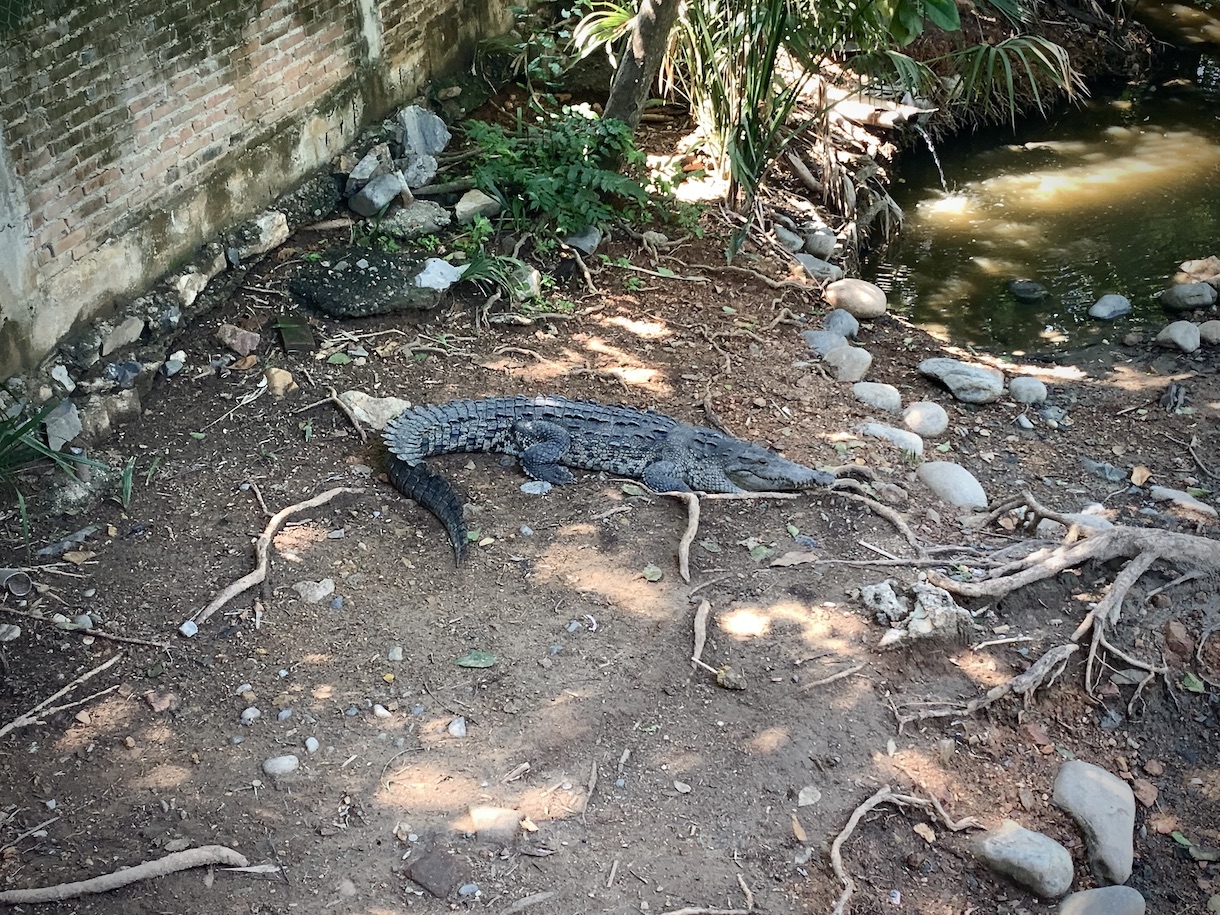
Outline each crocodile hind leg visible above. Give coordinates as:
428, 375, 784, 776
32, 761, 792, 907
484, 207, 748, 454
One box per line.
386, 455, 467, 564
512, 420, 577, 484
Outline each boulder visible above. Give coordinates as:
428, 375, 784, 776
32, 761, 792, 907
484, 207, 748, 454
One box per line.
1160, 281, 1217, 311
918, 357, 1004, 404
1088, 294, 1132, 320
824, 278, 887, 318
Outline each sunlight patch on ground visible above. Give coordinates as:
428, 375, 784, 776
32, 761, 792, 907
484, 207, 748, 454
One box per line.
128, 763, 193, 789
600, 314, 672, 339
532, 533, 684, 620
51, 693, 135, 754
746, 725, 793, 755
719, 600, 862, 656
951, 650, 1010, 690
274, 522, 329, 559
378, 762, 484, 811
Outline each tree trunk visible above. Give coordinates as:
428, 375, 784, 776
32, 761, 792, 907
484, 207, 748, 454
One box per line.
603, 0, 682, 132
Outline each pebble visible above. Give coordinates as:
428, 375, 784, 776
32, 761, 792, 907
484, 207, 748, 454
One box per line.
918, 358, 1005, 404
1008, 377, 1048, 405
229, 734, 245, 745
240, 707, 261, 725
262, 754, 300, 777
458, 883, 480, 897
801, 329, 847, 357
1155, 320, 1200, 353
824, 278, 888, 318
1088, 294, 1132, 320
824, 345, 872, 382
235, 683, 253, 696
329, 596, 344, 610
304, 736, 320, 754
917, 462, 987, 509
519, 525, 534, 536
292, 578, 335, 603
177, 620, 199, 638
1053, 759, 1135, 884
1200, 319, 1220, 345
373, 704, 392, 719
448, 716, 467, 738
822, 308, 859, 339
852, 381, 902, 413
277, 709, 292, 721
972, 819, 1073, 898
388, 646, 404, 662
520, 480, 552, 495
901, 401, 948, 437
1058, 886, 1145, 915
858, 422, 923, 457
1015, 414, 1035, 430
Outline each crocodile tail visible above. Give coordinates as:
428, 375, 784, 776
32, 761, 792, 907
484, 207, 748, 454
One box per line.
386, 455, 467, 564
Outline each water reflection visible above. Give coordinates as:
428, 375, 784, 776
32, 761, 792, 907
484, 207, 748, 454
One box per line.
870, 55, 1220, 352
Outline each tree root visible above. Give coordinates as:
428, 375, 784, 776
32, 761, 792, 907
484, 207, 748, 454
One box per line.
185, 487, 364, 631
830, 785, 981, 915
0, 844, 249, 903
659, 490, 798, 583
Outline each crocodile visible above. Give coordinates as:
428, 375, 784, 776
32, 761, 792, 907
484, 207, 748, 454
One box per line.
383, 395, 833, 562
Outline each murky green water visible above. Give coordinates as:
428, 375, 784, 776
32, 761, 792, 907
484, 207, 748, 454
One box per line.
868, 54, 1220, 353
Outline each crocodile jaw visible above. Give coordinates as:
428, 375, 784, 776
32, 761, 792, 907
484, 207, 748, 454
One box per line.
721, 446, 832, 491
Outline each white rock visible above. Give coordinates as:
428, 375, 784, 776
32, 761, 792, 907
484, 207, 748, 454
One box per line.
304, 736, 320, 754
414, 257, 467, 290
1200, 319, 1220, 344
338, 391, 412, 431
454, 189, 501, 223
1148, 485, 1217, 518
1009, 376, 1048, 405
858, 422, 923, 457
902, 401, 948, 437
917, 462, 987, 509
852, 382, 902, 413
448, 716, 468, 738
262, 754, 300, 777
1059, 886, 1146, 915
1154, 320, 1201, 353
824, 278, 887, 319
1053, 760, 1135, 885
292, 579, 335, 603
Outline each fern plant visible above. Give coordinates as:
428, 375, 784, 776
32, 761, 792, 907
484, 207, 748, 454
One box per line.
465, 107, 656, 235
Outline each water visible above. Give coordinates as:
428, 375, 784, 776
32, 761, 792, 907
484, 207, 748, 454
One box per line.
868, 54, 1220, 353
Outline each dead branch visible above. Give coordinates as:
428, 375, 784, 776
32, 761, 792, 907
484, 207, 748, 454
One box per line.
498, 891, 556, 915
829, 489, 926, 558
570, 250, 599, 295
0, 653, 123, 740
657, 489, 798, 582
698, 263, 813, 291
800, 662, 865, 690
291, 386, 368, 443
0, 607, 170, 649
659, 909, 749, 915
186, 487, 364, 630
691, 599, 711, 669
0, 845, 250, 904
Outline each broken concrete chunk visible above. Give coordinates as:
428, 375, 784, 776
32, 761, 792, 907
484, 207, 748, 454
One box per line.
43, 400, 82, 452
216, 323, 261, 357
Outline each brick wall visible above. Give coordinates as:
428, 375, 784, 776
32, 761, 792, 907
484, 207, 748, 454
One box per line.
0, 0, 510, 377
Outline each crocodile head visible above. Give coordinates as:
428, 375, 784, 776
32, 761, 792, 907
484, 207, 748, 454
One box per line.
718, 441, 834, 491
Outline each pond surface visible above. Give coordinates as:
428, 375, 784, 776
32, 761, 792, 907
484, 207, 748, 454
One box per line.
868, 54, 1220, 354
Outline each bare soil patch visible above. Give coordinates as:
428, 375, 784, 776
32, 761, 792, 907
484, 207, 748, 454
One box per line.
1, 222, 1217, 914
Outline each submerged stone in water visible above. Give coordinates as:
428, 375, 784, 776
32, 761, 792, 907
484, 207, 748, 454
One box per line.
1008, 279, 1049, 302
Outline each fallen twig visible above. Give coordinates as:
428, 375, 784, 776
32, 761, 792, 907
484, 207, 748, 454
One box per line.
0, 607, 170, 649
0, 816, 60, 853
735, 873, 754, 911
186, 487, 364, 630
0, 845, 249, 904
0, 653, 123, 740
829, 489, 926, 558
691, 599, 711, 670
291, 386, 367, 443
800, 662, 865, 691
658, 908, 749, 915
498, 890, 556, 915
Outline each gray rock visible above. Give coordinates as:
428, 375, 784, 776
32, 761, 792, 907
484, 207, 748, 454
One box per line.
397, 152, 438, 189
564, 225, 603, 255
824, 346, 872, 382
902, 401, 948, 437
289, 246, 441, 317
1200, 319, 1220, 344
414, 257, 466, 291
917, 461, 987, 508
100, 316, 145, 356
795, 253, 844, 282
403, 845, 472, 898
1009, 278, 1049, 302
262, 754, 300, 777
292, 579, 336, 603
1148, 485, 1217, 518
43, 401, 82, 452
1058, 886, 1145, 915
380, 200, 451, 239
1009, 376, 1048, 405
305, 736, 320, 754
973, 820, 1073, 898
240, 707, 261, 725
1160, 281, 1217, 311
349, 171, 410, 217
822, 308, 859, 339
801, 330, 847, 357
1015, 413, 1035, 430
454, 189, 501, 223
448, 716, 467, 738
773, 224, 805, 253
1155, 320, 1201, 353
918, 357, 1005, 404
345, 146, 391, 195
851, 382, 902, 413
858, 422, 923, 457
824, 278, 887, 318
1053, 759, 1135, 884
802, 226, 836, 260
398, 105, 452, 157
1088, 294, 1132, 320
50, 364, 76, 393
1036, 512, 1114, 539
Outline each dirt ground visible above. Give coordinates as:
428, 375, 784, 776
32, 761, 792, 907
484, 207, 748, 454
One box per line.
1, 217, 1218, 915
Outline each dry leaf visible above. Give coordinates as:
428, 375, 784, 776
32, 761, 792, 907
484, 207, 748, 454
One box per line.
1022, 722, 1053, 747
913, 822, 936, 844
1149, 812, 1179, 834
1133, 778, 1159, 807
770, 550, 820, 567
62, 550, 96, 565
232, 354, 260, 371
1131, 465, 1153, 487
791, 813, 808, 844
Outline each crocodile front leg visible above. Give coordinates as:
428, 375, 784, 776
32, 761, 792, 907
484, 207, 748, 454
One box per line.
512, 419, 578, 484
